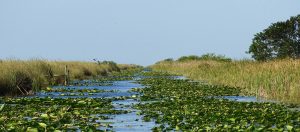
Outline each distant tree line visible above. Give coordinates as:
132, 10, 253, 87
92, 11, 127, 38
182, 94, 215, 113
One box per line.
158, 53, 232, 63
248, 15, 300, 61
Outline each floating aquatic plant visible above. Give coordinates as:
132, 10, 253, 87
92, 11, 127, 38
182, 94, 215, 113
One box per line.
136, 72, 300, 131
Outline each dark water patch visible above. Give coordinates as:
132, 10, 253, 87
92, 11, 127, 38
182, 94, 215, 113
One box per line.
52, 80, 143, 92
98, 99, 158, 132
210, 96, 278, 103
70, 80, 114, 86
37, 92, 140, 99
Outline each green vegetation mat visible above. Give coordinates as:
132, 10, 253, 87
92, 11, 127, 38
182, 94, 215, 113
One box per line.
135, 72, 300, 131
43, 87, 117, 93
0, 97, 127, 131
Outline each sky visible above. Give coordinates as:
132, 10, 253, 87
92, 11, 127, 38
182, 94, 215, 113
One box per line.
1, 1, 300, 66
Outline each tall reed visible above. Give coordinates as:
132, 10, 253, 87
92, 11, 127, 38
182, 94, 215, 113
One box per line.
152, 59, 300, 103
0, 59, 136, 96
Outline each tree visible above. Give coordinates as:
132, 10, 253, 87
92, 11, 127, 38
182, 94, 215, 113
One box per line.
177, 55, 200, 62
176, 53, 231, 62
155, 58, 174, 64
248, 15, 300, 61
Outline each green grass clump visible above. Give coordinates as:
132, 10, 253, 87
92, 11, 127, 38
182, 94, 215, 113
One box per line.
152, 59, 300, 104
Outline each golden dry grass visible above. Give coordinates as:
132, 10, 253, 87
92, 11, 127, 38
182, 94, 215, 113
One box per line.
152, 59, 300, 103
0, 59, 136, 96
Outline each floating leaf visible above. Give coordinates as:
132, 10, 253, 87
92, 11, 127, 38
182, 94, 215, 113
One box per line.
39, 123, 47, 128
228, 118, 236, 123
286, 125, 293, 131
26, 127, 38, 132
77, 101, 86, 105
0, 117, 6, 121
46, 87, 52, 91
0, 104, 4, 111
40, 114, 49, 119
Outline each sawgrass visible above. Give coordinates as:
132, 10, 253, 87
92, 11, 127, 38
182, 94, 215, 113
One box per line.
0, 59, 137, 96
152, 59, 300, 104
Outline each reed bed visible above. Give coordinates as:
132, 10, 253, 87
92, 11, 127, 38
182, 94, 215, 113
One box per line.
0, 59, 136, 96
152, 59, 300, 104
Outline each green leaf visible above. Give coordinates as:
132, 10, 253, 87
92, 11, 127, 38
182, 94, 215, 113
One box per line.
26, 127, 38, 132
46, 87, 52, 91
0, 117, 6, 122
286, 125, 293, 131
77, 101, 86, 105
228, 118, 236, 123
40, 114, 49, 119
39, 123, 47, 128
0, 104, 4, 111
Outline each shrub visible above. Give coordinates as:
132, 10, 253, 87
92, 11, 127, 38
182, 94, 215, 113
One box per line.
176, 53, 231, 62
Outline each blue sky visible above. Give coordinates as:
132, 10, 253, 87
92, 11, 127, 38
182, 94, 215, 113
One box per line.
1, 0, 300, 66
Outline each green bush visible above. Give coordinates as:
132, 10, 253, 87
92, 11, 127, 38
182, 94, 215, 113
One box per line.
177, 53, 231, 62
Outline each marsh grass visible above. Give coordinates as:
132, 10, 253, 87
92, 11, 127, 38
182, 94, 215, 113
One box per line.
152, 59, 300, 103
0, 59, 136, 96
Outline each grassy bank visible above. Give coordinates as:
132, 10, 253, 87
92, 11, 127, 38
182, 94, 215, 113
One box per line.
152, 59, 300, 104
0, 59, 138, 96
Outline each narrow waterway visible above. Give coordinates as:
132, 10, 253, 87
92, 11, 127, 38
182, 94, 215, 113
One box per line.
27, 72, 297, 131
35, 76, 158, 131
